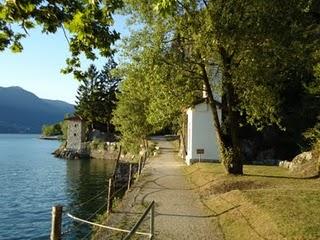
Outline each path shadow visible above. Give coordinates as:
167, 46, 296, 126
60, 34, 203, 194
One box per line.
244, 173, 319, 180
131, 174, 216, 191
159, 147, 175, 150
159, 149, 179, 153
113, 205, 239, 220
156, 205, 240, 218
112, 205, 239, 220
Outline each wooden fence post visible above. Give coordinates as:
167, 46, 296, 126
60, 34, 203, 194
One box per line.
107, 178, 113, 214
50, 205, 63, 240
127, 163, 132, 191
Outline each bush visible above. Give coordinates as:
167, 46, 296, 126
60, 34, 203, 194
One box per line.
303, 122, 320, 149
90, 139, 105, 150
42, 123, 62, 136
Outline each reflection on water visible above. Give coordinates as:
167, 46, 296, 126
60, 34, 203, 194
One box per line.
64, 158, 115, 239
0, 134, 115, 240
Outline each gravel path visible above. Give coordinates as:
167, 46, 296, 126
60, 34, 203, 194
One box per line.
133, 138, 223, 239
94, 138, 223, 240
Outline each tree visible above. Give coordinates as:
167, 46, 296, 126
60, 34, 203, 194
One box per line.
112, 21, 202, 153
42, 123, 62, 136
42, 121, 67, 139
112, 62, 154, 153
76, 58, 120, 132
123, 0, 320, 174
0, 0, 122, 78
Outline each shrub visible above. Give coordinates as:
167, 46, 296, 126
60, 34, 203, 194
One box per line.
303, 122, 320, 150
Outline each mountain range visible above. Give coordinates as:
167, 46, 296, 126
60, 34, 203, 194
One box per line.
0, 86, 74, 133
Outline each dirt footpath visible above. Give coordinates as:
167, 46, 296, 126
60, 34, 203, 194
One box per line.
94, 138, 223, 240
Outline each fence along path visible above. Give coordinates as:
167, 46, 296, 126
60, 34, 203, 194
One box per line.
50, 147, 150, 240
66, 200, 155, 239
97, 137, 223, 240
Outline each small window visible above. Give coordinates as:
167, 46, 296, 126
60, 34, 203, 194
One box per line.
74, 124, 77, 127
74, 133, 77, 137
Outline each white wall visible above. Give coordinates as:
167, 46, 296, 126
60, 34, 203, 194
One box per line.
186, 102, 220, 165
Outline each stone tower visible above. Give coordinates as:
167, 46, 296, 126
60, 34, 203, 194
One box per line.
65, 116, 86, 151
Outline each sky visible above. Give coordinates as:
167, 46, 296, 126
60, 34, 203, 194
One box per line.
0, 15, 129, 104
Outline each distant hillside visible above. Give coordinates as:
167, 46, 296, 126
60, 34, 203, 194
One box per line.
0, 86, 74, 133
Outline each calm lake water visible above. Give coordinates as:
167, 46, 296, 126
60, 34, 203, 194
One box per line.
0, 134, 115, 240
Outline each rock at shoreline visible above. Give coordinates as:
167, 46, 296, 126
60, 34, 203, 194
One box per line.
53, 147, 90, 160
52, 141, 121, 160
52, 142, 90, 159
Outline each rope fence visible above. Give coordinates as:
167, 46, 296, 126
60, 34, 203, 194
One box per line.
67, 213, 151, 237
71, 188, 108, 208
50, 148, 151, 240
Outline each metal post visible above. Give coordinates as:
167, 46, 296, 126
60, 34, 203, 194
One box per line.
150, 203, 155, 240
107, 178, 113, 214
50, 205, 63, 240
138, 156, 142, 176
123, 201, 155, 240
143, 152, 147, 168
127, 163, 132, 191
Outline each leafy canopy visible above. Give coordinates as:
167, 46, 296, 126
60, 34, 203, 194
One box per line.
76, 58, 120, 130
0, 0, 123, 78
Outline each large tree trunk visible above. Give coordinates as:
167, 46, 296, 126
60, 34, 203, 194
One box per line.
200, 54, 243, 175
220, 46, 243, 174
224, 81, 243, 174
179, 115, 187, 159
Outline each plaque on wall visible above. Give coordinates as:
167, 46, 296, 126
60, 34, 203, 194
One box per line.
196, 149, 204, 154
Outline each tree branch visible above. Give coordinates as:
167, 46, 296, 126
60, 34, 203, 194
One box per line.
21, 20, 29, 36
61, 24, 70, 45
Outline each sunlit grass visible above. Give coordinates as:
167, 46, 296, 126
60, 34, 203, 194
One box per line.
184, 163, 320, 240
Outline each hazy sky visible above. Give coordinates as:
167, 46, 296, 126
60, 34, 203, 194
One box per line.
0, 15, 129, 104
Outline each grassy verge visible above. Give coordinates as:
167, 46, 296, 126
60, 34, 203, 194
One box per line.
184, 163, 320, 240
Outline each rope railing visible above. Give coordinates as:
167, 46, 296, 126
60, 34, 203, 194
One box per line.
50, 147, 151, 240
110, 183, 128, 199
67, 213, 151, 237
61, 201, 108, 238
71, 188, 108, 208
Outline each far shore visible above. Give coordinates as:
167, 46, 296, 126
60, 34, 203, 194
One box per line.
39, 135, 61, 140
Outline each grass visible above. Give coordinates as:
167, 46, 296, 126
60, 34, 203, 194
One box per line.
184, 163, 320, 240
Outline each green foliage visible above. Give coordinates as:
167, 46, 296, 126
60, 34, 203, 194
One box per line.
139, 0, 319, 128
302, 50, 320, 149
304, 123, 320, 146
60, 120, 68, 140
112, 64, 154, 153
121, 0, 320, 174
113, 15, 201, 153
42, 122, 63, 137
75, 58, 120, 131
90, 139, 105, 150
42, 120, 68, 139
0, 0, 122, 78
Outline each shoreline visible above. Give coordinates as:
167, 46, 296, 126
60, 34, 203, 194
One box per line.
39, 135, 61, 140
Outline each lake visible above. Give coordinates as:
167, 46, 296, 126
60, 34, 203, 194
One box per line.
0, 134, 115, 240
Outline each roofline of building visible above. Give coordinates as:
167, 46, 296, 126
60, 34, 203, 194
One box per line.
189, 98, 222, 109
64, 115, 85, 121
